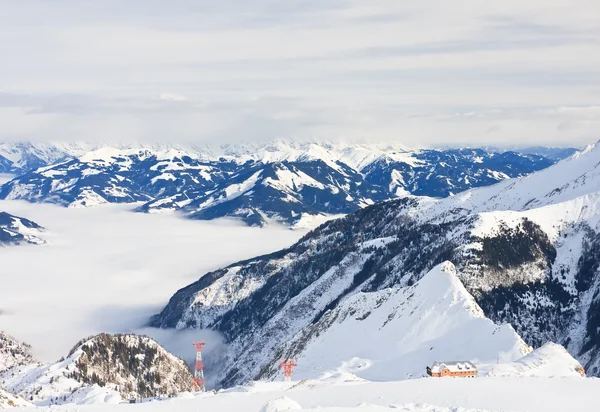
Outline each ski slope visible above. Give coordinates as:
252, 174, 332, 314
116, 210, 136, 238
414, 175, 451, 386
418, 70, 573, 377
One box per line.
288, 262, 532, 382
25, 376, 599, 412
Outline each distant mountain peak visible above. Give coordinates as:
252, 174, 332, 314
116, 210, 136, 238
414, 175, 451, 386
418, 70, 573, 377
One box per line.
0, 212, 45, 246
0, 140, 574, 226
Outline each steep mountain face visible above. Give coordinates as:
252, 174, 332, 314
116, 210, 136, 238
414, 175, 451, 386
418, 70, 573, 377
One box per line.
142, 160, 389, 226
0, 212, 44, 246
0, 332, 38, 374
0, 141, 572, 226
0, 333, 193, 406
0, 156, 12, 175
151, 142, 600, 386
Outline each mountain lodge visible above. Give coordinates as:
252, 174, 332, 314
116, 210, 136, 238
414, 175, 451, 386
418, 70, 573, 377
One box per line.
427, 361, 477, 378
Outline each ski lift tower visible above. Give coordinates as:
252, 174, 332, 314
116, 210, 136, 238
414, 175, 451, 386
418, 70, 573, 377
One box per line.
280, 359, 297, 382
193, 341, 206, 392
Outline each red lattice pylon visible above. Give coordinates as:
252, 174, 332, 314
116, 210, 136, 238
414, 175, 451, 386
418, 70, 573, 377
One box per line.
193, 341, 206, 392
280, 359, 297, 381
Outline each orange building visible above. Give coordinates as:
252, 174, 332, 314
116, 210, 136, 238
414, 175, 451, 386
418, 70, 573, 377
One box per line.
427, 361, 477, 378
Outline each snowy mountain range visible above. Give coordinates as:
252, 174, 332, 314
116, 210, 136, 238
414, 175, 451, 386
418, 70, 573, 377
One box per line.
0, 141, 573, 226
150, 141, 600, 387
0, 333, 193, 406
0, 212, 44, 246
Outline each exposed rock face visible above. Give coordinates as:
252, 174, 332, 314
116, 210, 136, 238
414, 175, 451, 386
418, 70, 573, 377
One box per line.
68, 334, 194, 399
1, 333, 194, 406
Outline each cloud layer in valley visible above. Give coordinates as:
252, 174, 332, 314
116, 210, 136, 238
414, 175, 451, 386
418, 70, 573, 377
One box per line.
0, 1, 599, 147
0, 201, 308, 365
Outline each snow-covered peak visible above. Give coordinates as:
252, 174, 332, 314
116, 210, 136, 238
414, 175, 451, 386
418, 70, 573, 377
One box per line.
413, 261, 486, 319
1, 333, 193, 406
0, 211, 45, 246
268, 262, 531, 382
216, 140, 416, 171
78, 146, 154, 165
329, 142, 416, 170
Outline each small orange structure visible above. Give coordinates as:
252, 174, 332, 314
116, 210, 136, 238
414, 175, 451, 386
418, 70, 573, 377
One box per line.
280, 359, 297, 381
427, 361, 477, 378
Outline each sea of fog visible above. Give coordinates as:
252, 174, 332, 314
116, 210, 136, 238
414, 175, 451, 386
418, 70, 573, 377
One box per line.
0, 200, 324, 378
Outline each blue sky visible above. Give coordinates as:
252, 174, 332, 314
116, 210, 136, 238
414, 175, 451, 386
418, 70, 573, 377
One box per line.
0, 0, 599, 147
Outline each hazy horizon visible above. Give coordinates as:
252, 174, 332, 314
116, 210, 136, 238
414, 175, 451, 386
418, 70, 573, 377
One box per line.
1, 1, 599, 147
0, 136, 591, 151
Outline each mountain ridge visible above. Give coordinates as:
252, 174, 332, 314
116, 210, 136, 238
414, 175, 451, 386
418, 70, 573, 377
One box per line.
0, 211, 45, 246
0, 333, 193, 406
150, 141, 600, 386
0, 141, 573, 226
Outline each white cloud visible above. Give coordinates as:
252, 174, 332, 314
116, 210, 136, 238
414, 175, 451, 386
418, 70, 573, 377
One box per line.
0, 201, 306, 363
0, 0, 598, 147
158, 93, 187, 102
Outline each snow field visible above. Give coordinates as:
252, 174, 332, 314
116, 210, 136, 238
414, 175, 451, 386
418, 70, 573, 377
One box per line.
35, 377, 599, 412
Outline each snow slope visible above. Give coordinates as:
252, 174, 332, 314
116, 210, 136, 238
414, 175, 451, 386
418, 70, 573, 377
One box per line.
23, 377, 600, 412
0, 388, 31, 409
268, 262, 532, 382
0, 211, 44, 246
482, 342, 586, 378
0, 331, 38, 374
429, 142, 600, 215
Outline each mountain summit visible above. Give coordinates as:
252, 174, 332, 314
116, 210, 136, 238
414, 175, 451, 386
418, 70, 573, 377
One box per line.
0, 333, 193, 406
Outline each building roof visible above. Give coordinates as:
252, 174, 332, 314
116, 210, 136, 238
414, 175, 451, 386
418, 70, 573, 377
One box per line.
429, 361, 477, 373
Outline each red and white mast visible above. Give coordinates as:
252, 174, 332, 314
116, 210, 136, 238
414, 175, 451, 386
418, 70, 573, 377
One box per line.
279, 359, 297, 382
193, 341, 206, 392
